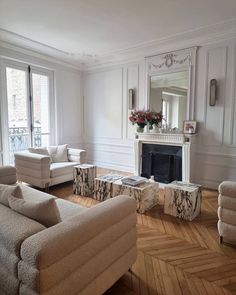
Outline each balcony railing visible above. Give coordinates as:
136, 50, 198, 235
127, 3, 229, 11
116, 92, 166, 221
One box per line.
9, 126, 42, 164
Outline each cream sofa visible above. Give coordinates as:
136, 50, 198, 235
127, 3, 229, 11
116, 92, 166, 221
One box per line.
14, 148, 86, 190
0, 168, 137, 295
218, 181, 236, 245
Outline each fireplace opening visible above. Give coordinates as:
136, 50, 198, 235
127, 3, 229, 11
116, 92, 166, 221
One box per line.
141, 144, 182, 183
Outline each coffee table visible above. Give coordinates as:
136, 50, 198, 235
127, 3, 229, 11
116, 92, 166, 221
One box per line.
164, 181, 202, 221
94, 174, 159, 213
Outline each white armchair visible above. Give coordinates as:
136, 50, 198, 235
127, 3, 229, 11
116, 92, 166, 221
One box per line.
14, 148, 86, 190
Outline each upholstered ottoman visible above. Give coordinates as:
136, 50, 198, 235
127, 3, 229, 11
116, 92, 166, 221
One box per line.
164, 181, 202, 221
218, 181, 236, 245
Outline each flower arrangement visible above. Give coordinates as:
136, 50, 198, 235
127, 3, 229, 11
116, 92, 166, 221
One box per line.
146, 111, 163, 130
129, 110, 163, 132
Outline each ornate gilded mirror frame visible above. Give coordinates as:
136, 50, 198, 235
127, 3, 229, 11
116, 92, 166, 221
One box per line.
145, 47, 198, 121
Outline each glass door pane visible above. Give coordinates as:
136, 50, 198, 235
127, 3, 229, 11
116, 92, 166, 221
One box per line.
32, 72, 50, 147
6, 67, 30, 163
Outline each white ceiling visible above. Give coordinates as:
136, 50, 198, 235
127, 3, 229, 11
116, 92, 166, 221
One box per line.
0, 0, 236, 64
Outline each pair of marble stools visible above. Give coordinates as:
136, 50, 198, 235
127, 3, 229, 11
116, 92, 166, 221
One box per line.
73, 164, 202, 219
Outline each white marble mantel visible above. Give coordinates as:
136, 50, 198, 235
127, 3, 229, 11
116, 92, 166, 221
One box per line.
134, 132, 196, 183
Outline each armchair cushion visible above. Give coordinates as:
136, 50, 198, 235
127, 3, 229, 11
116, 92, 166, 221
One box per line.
8, 196, 60, 227
50, 162, 79, 178
219, 181, 236, 198
48, 144, 68, 163
0, 184, 22, 207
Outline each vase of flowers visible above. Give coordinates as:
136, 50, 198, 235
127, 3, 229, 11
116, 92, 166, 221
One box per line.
145, 111, 163, 132
129, 110, 163, 133
129, 110, 147, 132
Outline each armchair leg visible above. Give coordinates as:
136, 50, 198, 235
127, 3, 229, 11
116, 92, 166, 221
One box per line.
220, 236, 223, 244
45, 183, 50, 193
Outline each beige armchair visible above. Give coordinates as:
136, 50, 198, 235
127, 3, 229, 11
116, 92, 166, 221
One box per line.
218, 181, 236, 245
14, 148, 86, 190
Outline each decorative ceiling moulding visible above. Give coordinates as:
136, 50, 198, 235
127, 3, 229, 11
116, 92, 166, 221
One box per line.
0, 18, 236, 71
84, 19, 236, 71
0, 29, 83, 70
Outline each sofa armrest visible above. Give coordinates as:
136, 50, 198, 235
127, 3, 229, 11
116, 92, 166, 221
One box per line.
219, 181, 236, 198
0, 166, 16, 184
14, 151, 51, 187
19, 196, 137, 293
67, 148, 86, 163
14, 151, 50, 163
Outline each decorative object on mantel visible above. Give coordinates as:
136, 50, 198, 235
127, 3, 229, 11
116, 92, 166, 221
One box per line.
129, 110, 163, 133
146, 111, 163, 132
129, 110, 147, 132
183, 120, 197, 134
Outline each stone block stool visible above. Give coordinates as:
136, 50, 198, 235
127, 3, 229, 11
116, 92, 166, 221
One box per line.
164, 181, 202, 221
73, 164, 96, 196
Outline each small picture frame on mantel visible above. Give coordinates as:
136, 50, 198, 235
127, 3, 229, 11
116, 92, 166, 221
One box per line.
183, 120, 197, 134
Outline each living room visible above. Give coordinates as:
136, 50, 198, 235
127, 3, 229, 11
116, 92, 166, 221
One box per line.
0, 0, 236, 294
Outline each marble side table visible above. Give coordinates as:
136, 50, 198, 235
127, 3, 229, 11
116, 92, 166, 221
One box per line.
164, 181, 202, 221
112, 180, 159, 213
94, 174, 123, 201
73, 164, 96, 196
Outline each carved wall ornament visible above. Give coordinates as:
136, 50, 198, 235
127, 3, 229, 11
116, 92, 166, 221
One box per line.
148, 50, 192, 73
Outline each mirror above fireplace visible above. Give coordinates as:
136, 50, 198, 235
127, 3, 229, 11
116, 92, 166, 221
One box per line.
146, 47, 198, 129
150, 71, 188, 129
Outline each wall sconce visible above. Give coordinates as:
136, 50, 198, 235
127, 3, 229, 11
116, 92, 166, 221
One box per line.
128, 89, 135, 110
209, 79, 217, 106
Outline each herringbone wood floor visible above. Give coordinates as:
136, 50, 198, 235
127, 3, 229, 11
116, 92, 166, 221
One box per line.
50, 169, 236, 295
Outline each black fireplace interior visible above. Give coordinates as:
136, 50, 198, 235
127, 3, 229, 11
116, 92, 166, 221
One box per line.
141, 144, 182, 183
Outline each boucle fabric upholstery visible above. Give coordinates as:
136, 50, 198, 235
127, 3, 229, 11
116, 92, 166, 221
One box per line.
19, 196, 137, 294
20, 184, 87, 221
8, 196, 60, 227
218, 181, 236, 245
0, 184, 22, 207
0, 203, 45, 295
218, 194, 236, 211
0, 183, 137, 295
219, 181, 236, 198
218, 220, 236, 243
0, 165, 17, 185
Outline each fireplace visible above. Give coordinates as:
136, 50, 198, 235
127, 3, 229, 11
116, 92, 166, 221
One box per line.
135, 133, 195, 184
141, 143, 182, 183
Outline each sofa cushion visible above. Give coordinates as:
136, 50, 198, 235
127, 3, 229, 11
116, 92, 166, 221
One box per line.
50, 162, 79, 178
0, 184, 22, 207
0, 203, 45, 256
55, 198, 87, 221
48, 144, 68, 163
28, 147, 50, 156
219, 181, 236, 198
19, 185, 85, 221
8, 196, 60, 227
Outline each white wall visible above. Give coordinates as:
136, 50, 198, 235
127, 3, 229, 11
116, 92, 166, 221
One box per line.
83, 37, 236, 189
83, 63, 144, 171
0, 44, 83, 164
